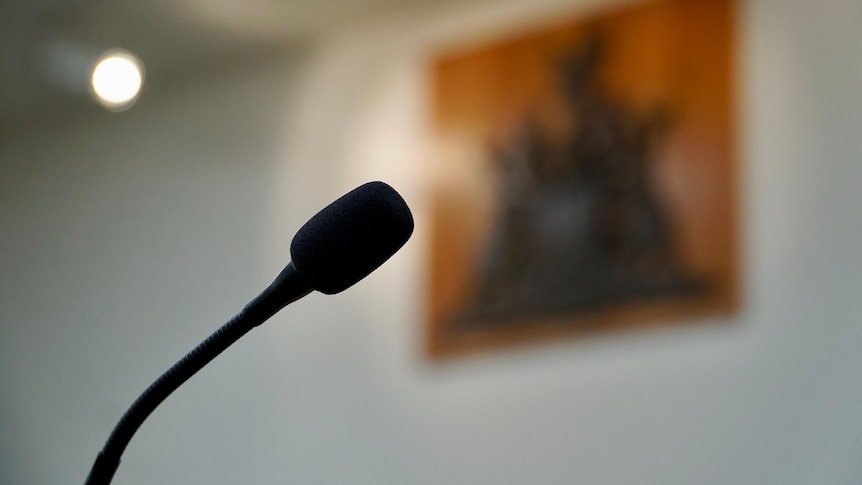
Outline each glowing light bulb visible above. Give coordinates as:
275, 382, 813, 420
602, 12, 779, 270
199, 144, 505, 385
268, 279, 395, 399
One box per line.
90, 50, 144, 110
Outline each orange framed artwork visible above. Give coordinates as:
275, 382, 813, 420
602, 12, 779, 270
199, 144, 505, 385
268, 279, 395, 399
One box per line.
427, 0, 738, 359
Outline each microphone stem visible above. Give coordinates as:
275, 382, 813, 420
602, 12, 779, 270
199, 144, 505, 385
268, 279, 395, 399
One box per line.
84, 263, 311, 485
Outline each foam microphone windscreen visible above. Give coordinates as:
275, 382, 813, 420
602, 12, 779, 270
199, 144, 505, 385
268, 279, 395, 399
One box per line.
289, 181, 414, 294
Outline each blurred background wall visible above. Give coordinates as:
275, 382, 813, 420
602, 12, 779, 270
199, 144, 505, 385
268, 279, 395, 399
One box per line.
2, 0, 862, 484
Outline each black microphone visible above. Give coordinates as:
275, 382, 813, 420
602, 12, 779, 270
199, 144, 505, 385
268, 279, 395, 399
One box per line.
84, 181, 413, 485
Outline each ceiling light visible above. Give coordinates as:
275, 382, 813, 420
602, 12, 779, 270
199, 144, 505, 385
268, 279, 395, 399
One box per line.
90, 49, 144, 111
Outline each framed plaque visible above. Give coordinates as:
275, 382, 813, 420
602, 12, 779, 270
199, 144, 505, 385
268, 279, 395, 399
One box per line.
428, 0, 738, 359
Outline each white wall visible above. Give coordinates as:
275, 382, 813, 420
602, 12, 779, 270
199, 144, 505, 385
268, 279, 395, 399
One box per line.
2, 0, 862, 484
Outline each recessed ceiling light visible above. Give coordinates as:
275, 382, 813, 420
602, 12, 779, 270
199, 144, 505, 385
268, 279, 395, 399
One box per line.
90, 49, 144, 111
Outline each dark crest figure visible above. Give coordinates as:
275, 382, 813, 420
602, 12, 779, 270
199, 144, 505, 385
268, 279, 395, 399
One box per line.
454, 33, 706, 330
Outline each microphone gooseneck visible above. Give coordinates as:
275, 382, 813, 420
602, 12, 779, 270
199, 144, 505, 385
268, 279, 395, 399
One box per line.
84, 181, 413, 485
85, 263, 312, 485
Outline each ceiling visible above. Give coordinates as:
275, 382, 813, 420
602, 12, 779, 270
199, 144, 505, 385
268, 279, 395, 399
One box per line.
0, 0, 413, 125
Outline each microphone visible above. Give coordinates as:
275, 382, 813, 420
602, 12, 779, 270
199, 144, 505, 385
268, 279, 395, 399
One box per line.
84, 181, 413, 485
291, 180, 415, 294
